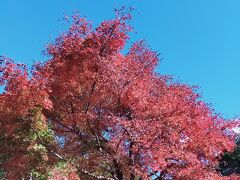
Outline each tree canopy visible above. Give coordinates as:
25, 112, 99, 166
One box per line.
0, 8, 239, 179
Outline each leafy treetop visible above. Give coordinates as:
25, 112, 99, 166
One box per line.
0, 8, 239, 180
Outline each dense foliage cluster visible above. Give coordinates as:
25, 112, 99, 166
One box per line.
0, 9, 239, 179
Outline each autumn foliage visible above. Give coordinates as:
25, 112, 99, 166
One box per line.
0, 8, 239, 179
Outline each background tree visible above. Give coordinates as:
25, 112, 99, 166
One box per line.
218, 136, 240, 176
0, 8, 239, 179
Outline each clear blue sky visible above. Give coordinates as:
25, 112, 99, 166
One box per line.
1, 0, 240, 119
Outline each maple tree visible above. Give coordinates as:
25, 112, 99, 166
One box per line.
0, 8, 239, 179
